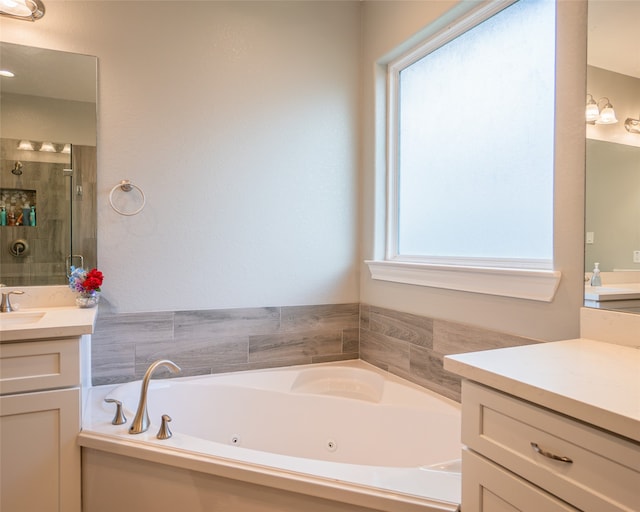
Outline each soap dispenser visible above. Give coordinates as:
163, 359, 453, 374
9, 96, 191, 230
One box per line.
590, 262, 602, 287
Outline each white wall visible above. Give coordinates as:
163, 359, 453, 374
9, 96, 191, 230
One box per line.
359, 1, 587, 341
1, 1, 590, 340
1, 1, 361, 312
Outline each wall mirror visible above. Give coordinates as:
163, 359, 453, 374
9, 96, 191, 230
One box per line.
584, 1, 640, 313
0, 42, 97, 286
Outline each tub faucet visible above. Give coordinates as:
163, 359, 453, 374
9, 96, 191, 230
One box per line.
129, 359, 181, 435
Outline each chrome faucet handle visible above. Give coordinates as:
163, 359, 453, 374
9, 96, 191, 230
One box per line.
1, 289, 24, 312
104, 398, 127, 425
157, 414, 172, 440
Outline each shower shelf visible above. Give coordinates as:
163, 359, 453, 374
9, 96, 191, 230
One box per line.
0, 188, 37, 227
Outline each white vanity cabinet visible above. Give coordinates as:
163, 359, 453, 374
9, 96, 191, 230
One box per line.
461, 381, 639, 512
444, 338, 640, 512
0, 337, 84, 512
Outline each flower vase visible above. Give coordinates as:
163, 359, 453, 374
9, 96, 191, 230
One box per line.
76, 291, 100, 308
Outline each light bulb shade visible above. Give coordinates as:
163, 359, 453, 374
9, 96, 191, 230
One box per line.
585, 102, 599, 122
0, 0, 45, 21
17, 140, 34, 150
61, 143, 71, 154
596, 104, 618, 124
39, 141, 56, 152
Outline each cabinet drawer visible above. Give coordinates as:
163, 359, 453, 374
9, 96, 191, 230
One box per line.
462, 381, 640, 512
0, 338, 80, 394
462, 449, 579, 511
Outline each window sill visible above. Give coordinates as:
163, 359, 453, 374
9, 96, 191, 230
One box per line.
365, 260, 561, 302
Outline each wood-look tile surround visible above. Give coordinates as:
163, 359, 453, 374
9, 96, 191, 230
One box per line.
91, 303, 360, 386
359, 305, 538, 401
92, 302, 538, 402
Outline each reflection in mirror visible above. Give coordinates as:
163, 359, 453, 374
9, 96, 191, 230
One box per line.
585, 140, 640, 272
585, 1, 640, 313
0, 42, 97, 286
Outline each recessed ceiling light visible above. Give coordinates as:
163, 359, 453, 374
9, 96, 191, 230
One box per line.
0, 69, 15, 77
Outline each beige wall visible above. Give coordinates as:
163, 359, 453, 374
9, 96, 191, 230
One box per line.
359, 1, 588, 341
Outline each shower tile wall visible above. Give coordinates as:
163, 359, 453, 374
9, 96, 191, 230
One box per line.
92, 302, 538, 402
0, 138, 70, 285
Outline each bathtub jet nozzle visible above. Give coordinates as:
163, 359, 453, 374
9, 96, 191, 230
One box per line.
129, 359, 181, 435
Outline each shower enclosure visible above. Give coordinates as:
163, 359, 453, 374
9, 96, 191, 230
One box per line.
0, 137, 96, 286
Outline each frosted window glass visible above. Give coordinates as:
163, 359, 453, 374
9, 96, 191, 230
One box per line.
396, 0, 555, 262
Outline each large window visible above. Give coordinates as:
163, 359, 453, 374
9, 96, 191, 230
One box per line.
367, 0, 561, 301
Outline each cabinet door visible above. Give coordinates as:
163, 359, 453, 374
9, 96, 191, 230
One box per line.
463, 449, 579, 512
0, 388, 81, 512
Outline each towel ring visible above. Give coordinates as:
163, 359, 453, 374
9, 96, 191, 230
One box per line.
109, 180, 146, 216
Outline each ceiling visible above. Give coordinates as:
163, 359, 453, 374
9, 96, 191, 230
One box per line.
587, 0, 640, 78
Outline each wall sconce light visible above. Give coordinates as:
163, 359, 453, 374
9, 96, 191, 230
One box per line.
585, 94, 618, 125
624, 116, 640, 134
0, 0, 45, 21
17, 139, 73, 153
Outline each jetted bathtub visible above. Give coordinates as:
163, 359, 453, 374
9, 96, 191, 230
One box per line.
80, 360, 461, 512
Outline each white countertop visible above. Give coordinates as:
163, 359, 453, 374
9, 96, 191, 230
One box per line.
0, 306, 98, 342
444, 339, 640, 443
584, 282, 640, 301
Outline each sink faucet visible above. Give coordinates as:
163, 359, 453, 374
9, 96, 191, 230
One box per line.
0, 287, 24, 313
129, 359, 181, 434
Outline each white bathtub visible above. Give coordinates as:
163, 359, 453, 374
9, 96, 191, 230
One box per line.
80, 360, 461, 512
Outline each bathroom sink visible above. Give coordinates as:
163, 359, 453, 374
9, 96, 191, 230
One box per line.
0, 287, 99, 343
0, 311, 46, 326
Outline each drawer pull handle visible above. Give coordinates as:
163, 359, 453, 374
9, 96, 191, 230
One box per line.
530, 442, 573, 464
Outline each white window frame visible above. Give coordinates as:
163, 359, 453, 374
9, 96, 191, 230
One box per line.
365, 0, 561, 302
